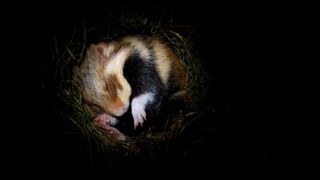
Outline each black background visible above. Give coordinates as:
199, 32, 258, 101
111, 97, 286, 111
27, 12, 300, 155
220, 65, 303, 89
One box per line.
2, 1, 280, 179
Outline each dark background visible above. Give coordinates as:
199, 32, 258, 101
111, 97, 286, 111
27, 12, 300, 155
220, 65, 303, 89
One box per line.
3, 1, 279, 179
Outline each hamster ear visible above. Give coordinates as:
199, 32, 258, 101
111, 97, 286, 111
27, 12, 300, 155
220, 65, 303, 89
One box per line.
87, 43, 108, 56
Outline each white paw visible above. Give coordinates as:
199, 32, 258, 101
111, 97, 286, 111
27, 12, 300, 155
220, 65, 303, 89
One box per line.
132, 104, 146, 129
131, 92, 154, 129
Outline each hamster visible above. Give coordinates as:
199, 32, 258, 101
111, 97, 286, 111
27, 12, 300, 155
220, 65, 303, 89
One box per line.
74, 35, 189, 137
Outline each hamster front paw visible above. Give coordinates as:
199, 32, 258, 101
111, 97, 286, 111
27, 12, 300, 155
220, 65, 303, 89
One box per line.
132, 104, 146, 129
131, 92, 154, 129
94, 113, 119, 128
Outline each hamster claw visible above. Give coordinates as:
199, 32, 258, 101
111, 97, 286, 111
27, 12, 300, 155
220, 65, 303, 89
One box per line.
133, 110, 146, 130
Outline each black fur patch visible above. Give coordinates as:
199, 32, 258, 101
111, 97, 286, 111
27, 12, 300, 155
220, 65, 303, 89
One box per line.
117, 49, 167, 135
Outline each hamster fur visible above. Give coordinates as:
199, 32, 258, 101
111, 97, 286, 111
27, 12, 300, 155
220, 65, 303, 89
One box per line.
74, 35, 189, 132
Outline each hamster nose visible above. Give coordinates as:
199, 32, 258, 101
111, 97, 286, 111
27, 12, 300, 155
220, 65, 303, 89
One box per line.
122, 102, 129, 113
116, 102, 130, 116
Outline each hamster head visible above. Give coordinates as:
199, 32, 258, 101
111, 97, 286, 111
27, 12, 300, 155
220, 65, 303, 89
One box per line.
80, 42, 132, 117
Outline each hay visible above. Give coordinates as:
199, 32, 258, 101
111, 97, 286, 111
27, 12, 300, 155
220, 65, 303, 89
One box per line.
47, 11, 210, 157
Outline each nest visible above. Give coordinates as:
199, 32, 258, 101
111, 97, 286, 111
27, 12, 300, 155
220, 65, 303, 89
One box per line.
46, 11, 211, 158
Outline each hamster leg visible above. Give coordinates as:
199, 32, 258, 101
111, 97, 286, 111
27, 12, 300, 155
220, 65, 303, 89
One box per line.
131, 92, 154, 129
101, 125, 127, 141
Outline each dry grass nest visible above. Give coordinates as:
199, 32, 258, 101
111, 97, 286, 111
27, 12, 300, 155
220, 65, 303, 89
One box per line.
47, 12, 212, 157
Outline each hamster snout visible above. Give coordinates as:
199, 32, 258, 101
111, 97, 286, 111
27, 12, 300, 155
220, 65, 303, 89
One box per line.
113, 102, 130, 117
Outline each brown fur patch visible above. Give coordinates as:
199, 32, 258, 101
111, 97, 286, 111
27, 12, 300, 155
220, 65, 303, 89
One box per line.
88, 42, 107, 56
112, 41, 130, 53
113, 97, 124, 110
104, 74, 123, 98
166, 48, 188, 89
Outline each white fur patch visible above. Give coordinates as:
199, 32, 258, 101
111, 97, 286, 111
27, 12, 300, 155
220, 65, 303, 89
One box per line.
109, 116, 119, 126
131, 92, 155, 129
104, 47, 131, 75
133, 41, 151, 60
121, 36, 151, 60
